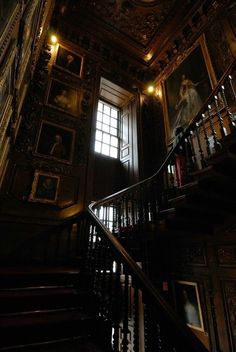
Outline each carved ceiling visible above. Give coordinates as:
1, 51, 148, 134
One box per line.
80, 0, 176, 47
58, 0, 201, 63
54, 0, 223, 83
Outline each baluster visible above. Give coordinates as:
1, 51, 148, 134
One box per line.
100, 239, 108, 317
112, 203, 117, 234
143, 185, 150, 229
144, 304, 157, 352
149, 180, 158, 224
117, 198, 122, 231
195, 122, 206, 168
112, 261, 121, 352
183, 135, 194, 181
133, 283, 140, 352
214, 94, 226, 139
65, 225, 72, 263
221, 85, 236, 133
201, 113, 211, 157
168, 160, 175, 190
121, 271, 130, 352
125, 196, 129, 227
188, 130, 197, 167
229, 74, 236, 101
121, 197, 125, 228
130, 193, 136, 228
86, 224, 96, 276
137, 189, 144, 231
207, 104, 221, 152
93, 230, 102, 293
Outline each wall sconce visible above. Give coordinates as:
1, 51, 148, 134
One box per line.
145, 84, 162, 100
50, 34, 58, 44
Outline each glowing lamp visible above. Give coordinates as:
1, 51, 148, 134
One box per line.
50, 35, 58, 44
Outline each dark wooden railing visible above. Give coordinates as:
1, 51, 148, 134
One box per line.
90, 59, 236, 237
18, 60, 235, 351
85, 59, 236, 351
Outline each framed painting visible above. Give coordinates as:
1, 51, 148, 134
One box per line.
28, 171, 60, 205
46, 79, 79, 117
163, 35, 216, 143
55, 44, 83, 77
173, 280, 204, 332
34, 120, 75, 164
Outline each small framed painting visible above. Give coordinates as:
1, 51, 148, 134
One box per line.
46, 79, 79, 117
55, 44, 83, 77
29, 171, 60, 205
173, 280, 204, 332
34, 120, 75, 164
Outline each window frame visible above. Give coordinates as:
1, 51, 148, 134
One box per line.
94, 99, 120, 159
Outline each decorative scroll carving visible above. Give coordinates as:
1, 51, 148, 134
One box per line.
217, 247, 236, 266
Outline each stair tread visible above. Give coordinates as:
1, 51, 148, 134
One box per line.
0, 266, 80, 275
0, 307, 95, 327
0, 336, 105, 352
0, 287, 77, 296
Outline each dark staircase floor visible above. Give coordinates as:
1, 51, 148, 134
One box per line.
0, 266, 110, 352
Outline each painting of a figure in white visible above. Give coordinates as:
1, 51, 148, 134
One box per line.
175, 74, 203, 127
165, 44, 213, 140
174, 281, 204, 331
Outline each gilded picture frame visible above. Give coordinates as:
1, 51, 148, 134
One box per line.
54, 44, 83, 78
173, 280, 204, 332
46, 79, 79, 117
34, 120, 75, 164
162, 35, 217, 144
28, 171, 60, 205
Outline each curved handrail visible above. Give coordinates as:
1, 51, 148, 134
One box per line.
86, 59, 236, 351
87, 205, 208, 351
90, 58, 236, 210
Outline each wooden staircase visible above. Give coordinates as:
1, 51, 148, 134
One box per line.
157, 135, 236, 238
0, 267, 110, 351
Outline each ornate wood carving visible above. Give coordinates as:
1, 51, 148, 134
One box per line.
83, 0, 175, 47
217, 246, 236, 266
15, 42, 51, 154
52, 0, 229, 85
0, 3, 22, 62
176, 246, 207, 267
222, 281, 236, 345
205, 20, 234, 80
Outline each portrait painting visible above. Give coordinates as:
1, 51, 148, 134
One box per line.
28, 171, 60, 205
55, 45, 83, 77
173, 280, 204, 331
163, 36, 216, 143
47, 79, 79, 116
34, 120, 75, 163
